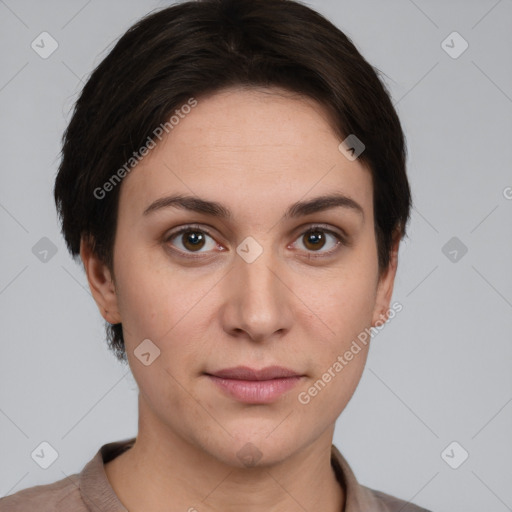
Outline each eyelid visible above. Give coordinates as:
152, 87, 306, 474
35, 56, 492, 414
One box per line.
164, 222, 349, 258
292, 223, 349, 243
164, 223, 221, 259
290, 223, 348, 258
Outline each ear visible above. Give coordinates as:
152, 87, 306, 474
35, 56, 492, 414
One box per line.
80, 236, 121, 325
371, 230, 401, 327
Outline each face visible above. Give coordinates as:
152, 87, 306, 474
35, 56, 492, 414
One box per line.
82, 86, 398, 468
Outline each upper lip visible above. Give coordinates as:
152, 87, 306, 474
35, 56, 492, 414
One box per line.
207, 366, 302, 381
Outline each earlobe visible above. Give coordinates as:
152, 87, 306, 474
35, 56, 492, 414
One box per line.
371, 231, 401, 327
79, 236, 121, 325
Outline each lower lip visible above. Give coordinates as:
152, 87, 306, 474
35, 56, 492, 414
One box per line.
206, 375, 302, 404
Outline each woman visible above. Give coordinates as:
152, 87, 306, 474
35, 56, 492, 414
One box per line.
1, 0, 431, 510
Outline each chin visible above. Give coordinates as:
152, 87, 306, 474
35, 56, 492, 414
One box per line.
212, 426, 302, 469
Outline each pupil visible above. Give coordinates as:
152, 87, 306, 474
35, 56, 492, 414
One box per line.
184, 231, 204, 250
306, 231, 324, 250
188, 233, 201, 244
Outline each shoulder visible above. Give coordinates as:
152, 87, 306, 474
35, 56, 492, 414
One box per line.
330, 444, 432, 512
0, 473, 86, 512
363, 485, 433, 512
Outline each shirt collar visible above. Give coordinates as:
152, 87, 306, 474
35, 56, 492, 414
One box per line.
330, 444, 385, 510
79, 437, 381, 512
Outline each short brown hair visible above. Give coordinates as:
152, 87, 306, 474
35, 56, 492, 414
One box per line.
54, 0, 412, 363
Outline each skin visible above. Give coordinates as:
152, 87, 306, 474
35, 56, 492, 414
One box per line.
81, 86, 400, 512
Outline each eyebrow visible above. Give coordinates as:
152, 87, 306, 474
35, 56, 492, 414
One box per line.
143, 192, 365, 221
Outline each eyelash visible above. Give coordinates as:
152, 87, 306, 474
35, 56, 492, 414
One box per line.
164, 223, 348, 260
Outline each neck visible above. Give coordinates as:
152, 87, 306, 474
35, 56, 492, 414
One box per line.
104, 399, 345, 512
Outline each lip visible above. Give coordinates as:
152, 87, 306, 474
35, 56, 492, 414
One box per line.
205, 366, 304, 404
208, 365, 301, 380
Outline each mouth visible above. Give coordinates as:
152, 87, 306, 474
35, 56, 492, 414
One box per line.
204, 366, 304, 404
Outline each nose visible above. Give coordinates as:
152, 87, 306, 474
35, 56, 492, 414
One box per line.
219, 246, 294, 343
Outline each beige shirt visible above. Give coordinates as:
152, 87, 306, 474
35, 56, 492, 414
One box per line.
0, 437, 431, 511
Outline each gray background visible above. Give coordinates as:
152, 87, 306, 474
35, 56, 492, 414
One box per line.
1, 1, 511, 510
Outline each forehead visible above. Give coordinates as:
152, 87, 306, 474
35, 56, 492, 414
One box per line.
118, 87, 373, 223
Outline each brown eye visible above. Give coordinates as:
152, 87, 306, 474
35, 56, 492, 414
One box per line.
302, 230, 327, 251
181, 230, 206, 251
294, 226, 345, 256
166, 227, 217, 254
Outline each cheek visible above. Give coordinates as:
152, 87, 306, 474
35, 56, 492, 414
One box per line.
295, 280, 372, 425
113, 248, 217, 378
295, 239, 377, 391
113, 244, 180, 339
132, 352, 209, 439
303, 256, 377, 344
